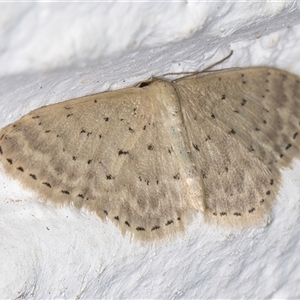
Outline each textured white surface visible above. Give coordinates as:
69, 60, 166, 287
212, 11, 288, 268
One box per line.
0, 2, 300, 299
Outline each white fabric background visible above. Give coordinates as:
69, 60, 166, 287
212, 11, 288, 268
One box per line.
0, 2, 300, 298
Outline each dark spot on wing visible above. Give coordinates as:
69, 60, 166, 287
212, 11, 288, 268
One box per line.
193, 143, 200, 151
42, 182, 51, 188
29, 174, 37, 180
136, 227, 145, 231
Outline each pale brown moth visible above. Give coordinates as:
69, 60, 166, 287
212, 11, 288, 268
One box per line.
0, 67, 299, 240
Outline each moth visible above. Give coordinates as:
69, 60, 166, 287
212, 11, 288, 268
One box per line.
0, 67, 299, 240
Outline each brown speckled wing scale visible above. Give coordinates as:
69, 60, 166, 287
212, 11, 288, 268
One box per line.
0, 67, 299, 240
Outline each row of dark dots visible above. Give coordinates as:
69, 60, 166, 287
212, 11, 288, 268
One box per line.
137, 175, 179, 186
211, 178, 273, 217
274, 126, 299, 162
1, 154, 54, 188
104, 209, 181, 232
1, 151, 270, 220
138, 176, 160, 185
1, 149, 182, 233
0, 145, 87, 192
